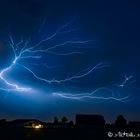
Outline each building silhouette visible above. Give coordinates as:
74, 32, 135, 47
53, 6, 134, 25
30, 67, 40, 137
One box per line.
76, 114, 105, 128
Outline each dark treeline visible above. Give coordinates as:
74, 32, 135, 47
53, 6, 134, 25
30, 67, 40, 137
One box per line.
0, 114, 140, 139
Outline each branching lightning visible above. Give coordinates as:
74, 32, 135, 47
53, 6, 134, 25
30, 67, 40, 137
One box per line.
0, 17, 132, 102
19, 62, 109, 84
117, 75, 136, 88
52, 87, 130, 103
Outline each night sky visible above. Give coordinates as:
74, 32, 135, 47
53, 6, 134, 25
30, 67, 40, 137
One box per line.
0, 0, 140, 122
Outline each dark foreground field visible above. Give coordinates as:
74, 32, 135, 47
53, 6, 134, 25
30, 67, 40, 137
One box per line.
0, 127, 107, 140
1, 127, 138, 140
0, 114, 140, 139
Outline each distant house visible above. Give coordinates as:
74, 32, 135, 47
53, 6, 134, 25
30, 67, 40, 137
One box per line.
24, 121, 44, 129
0, 119, 6, 127
75, 114, 105, 128
7, 119, 44, 129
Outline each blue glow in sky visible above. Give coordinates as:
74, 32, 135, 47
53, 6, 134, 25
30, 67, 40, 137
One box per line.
0, 0, 140, 122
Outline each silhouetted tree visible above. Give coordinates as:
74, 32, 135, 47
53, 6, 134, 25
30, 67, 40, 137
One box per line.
61, 117, 68, 124
54, 116, 59, 124
115, 115, 127, 128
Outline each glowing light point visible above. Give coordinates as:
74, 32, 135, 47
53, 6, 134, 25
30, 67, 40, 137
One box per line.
34, 124, 43, 129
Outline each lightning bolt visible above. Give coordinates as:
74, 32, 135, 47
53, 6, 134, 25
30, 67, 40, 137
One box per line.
117, 75, 136, 88
20, 62, 109, 84
52, 87, 130, 103
0, 18, 96, 92
0, 56, 31, 92
0, 17, 132, 102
